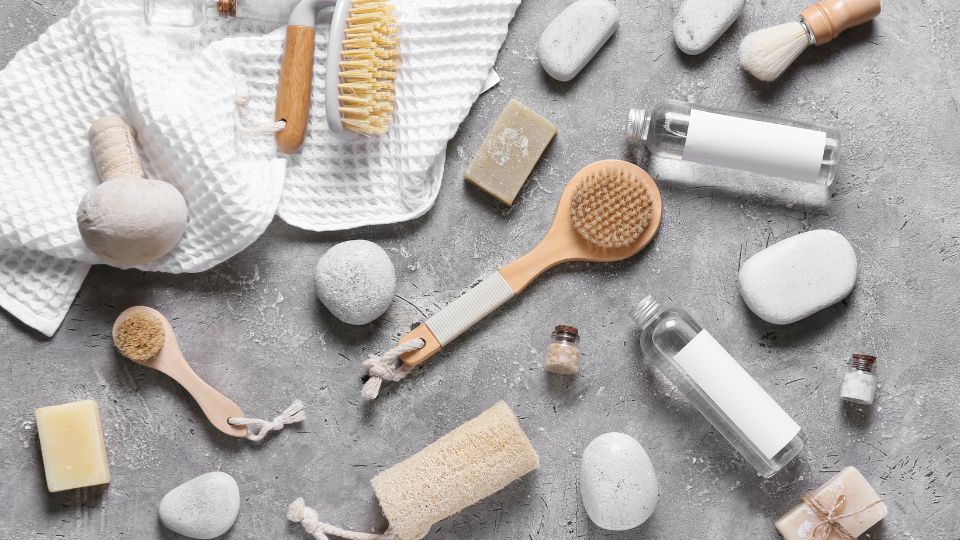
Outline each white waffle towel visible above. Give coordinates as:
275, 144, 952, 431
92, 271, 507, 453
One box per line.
0, 0, 519, 336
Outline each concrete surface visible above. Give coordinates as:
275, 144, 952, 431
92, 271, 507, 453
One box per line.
2, 0, 958, 538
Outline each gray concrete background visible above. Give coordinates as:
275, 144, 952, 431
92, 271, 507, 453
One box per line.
2, 0, 958, 538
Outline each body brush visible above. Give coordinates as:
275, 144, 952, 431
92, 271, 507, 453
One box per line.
275, 0, 399, 153
739, 0, 881, 82
362, 160, 663, 400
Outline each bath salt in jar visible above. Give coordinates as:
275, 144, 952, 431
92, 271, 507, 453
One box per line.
840, 354, 877, 405
545, 325, 581, 375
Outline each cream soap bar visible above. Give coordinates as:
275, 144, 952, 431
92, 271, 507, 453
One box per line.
776, 466, 887, 539
465, 99, 556, 206
35, 400, 110, 492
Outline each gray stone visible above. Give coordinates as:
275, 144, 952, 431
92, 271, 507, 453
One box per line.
739, 229, 857, 325
158, 471, 240, 539
537, 0, 618, 82
314, 240, 396, 325
580, 432, 658, 531
673, 0, 744, 55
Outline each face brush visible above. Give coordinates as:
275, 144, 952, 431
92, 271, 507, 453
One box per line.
739, 0, 881, 82
362, 160, 663, 399
274, 0, 399, 154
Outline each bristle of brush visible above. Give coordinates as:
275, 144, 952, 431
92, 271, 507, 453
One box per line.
114, 312, 164, 362
338, 0, 399, 135
570, 167, 653, 249
739, 21, 810, 82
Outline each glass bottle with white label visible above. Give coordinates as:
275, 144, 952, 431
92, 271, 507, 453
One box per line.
624, 100, 841, 186
632, 295, 805, 478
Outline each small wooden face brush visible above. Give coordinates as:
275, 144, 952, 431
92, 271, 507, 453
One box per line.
112, 307, 248, 437
389, 160, 662, 372
739, 0, 881, 82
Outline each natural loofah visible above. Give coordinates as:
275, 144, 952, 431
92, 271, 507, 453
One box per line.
570, 167, 653, 249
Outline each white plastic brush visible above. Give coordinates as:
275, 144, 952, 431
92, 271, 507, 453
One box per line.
739, 0, 881, 82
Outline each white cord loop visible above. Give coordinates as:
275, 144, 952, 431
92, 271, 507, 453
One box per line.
287, 498, 396, 540
228, 400, 305, 441
360, 339, 426, 401
234, 78, 285, 135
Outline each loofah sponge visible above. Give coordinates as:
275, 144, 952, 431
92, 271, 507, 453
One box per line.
371, 401, 539, 539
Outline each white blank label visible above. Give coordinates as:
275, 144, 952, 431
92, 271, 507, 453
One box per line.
684, 109, 826, 183
673, 330, 800, 459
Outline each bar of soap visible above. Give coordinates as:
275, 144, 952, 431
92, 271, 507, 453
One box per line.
465, 99, 556, 206
673, 0, 744, 55
776, 466, 887, 539
538, 0, 619, 81
738, 230, 857, 325
35, 400, 110, 492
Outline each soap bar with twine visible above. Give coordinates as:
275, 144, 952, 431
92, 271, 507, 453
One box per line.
775, 466, 887, 540
465, 99, 557, 206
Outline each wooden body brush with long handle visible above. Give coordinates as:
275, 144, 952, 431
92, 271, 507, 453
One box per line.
739, 0, 881, 82
362, 160, 663, 399
275, 0, 399, 153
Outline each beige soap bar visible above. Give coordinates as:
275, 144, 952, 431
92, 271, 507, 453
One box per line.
465, 99, 557, 206
776, 466, 887, 539
35, 400, 110, 492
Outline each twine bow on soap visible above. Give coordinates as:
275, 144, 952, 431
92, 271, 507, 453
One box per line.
801, 492, 883, 540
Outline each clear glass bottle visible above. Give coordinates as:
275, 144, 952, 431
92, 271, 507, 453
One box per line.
632, 295, 805, 478
544, 325, 580, 375
143, 0, 295, 27
840, 354, 877, 405
625, 100, 841, 186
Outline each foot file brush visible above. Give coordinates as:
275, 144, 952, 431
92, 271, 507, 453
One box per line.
112, 307, 304, 440
275, 0, 399, 153
362, 160, 663, 399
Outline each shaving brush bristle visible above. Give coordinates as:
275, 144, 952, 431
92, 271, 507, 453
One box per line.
739, 21, 811, 82
113, 312, 165, 362
337, 0, 399, 135
570, 167, 653, 249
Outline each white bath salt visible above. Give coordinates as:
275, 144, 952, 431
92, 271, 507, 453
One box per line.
841, 371, 877, 405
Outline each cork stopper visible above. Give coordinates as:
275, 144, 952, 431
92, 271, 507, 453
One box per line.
801, 0, 881, 46
113, 312, 165, 362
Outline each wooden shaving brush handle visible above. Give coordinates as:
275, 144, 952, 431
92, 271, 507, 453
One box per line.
275, 25, 316, 154
801, 0, 881, 45
88, 116, 145, 181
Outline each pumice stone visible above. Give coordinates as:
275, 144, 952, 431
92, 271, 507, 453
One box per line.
738, 229, 858, 325
537, 0, 619, 82
673, 0, 745, 55
315, 240, 396, 325
158, 471, 240, 539
580, 432, 659, 531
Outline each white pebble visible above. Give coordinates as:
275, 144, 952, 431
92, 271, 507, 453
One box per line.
315, 240, 396, 325
673, 0, 744, 55
580, 432, 659, 531
738, 230, 857, 325
158, 471, 240, 539
537, 0, 619, 82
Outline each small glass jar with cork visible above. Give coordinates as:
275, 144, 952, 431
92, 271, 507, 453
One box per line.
544, 325, 581, 375
840, 354, 877, 405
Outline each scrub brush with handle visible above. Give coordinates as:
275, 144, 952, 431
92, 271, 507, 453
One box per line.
739, 0, 881, 82
275, 0, 399, 153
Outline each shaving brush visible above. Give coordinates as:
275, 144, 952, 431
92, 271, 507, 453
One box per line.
739, 0, 881, 81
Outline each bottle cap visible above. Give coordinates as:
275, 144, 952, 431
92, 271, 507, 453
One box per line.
554, 325, 578, 335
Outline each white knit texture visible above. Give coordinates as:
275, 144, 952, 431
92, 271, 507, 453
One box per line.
425, 272, 514, 346
0, 0, 519, 335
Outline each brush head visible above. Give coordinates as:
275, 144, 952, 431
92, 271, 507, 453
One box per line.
113, 310, 165, 362
739, 21, 811, 82
334, 0, 399, 136
570, 166, 654, 249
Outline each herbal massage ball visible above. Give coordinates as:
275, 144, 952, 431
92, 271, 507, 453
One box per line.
77, 116, 188, 266
314, 240, 396, 325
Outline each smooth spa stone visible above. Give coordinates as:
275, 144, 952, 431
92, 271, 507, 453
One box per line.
738, 230, 858, 325
673, 0, 744, 55
315, 240, 397, 325
580, 432, 659, 531
537, 0, 619, 82
158, 471, 240, 539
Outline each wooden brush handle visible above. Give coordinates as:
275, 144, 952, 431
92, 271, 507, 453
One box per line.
162, 361, 248, 438
802, 0, 881, 45
275, 25, 316, 154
